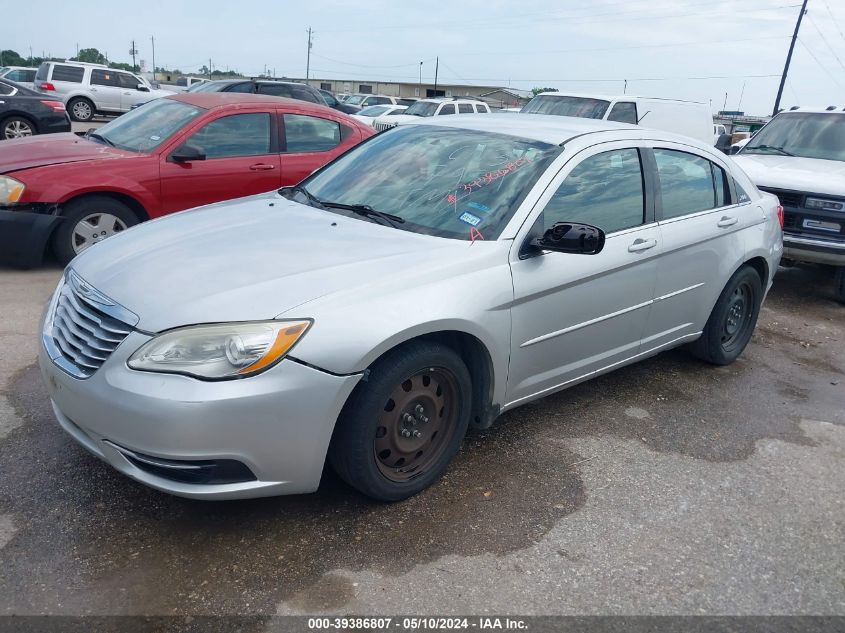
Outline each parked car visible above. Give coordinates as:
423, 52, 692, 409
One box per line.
522, 93, 713, 145
351, 104, 407, 125
732, 107, 845, 302
344, 94, 417, 112
174, 76, 209, 91
372, 97, 491, 131
33, 60, 176, 122
37, 114, 781, 502
0, 66, 38, 90
0, 93, 375, 267
192, 79, 326, 105
713, 123, 727, 145
318, 89, 358, 114
0, 78, 70, 140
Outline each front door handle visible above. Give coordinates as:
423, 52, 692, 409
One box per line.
628, 238, 658, 253
249, 163, 276, 171
717, 216, 738, 228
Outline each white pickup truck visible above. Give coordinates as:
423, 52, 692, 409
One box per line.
733, 107, 845, 302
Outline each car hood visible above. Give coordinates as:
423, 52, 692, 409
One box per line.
733, 153, 845, 197
0, 134, 137, 174
71, 193, 476, 332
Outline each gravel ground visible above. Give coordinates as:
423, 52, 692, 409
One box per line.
0, 262, 842, 616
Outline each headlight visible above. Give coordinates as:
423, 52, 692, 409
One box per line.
805, 197, 844, 212
0, 175, 25, 204
127, 320, 312, 380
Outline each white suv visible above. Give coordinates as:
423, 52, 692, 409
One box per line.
34, 60, 175, 122
733, 107, 845, 302
372, 98, 491, 131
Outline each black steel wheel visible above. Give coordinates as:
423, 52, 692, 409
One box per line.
329, 341, 472, 501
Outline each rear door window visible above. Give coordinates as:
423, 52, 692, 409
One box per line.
259, 83, 294, 98
458, 104, 473, 114
283, 114, 341, 153
51, 65, 85, 83
654, 149, 718, 219
90, 69, 118, 87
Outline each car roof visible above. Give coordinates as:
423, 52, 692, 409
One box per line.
777, 106, 845, 114
533, 92, 707, 105
406, 112, 648, 144
164, 91, 363, 121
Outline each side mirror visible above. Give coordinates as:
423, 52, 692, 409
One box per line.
137, 84, 150, 92
535, 222, 605, 255
170, 144, 206, 163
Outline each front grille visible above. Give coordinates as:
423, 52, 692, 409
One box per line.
374, 121, 398, 132
783, 211, 799, 229
50, 279, 133, 378
758, 187, 804, 209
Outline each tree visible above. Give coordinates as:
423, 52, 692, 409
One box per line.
74, 48, 107, 65
109, 62, 139, 72
0, 49, 27, 67
531, 87, 558, 96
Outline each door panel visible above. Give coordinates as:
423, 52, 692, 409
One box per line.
644, 146, 755, 348
119, 73, 149, 110
507, 145, 659, 406
159, 112, 281, 213
89, 69, 122, 112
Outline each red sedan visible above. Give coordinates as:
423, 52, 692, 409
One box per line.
0, 93, 376, 266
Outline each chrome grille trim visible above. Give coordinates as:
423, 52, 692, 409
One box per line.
43, 271, 138, 379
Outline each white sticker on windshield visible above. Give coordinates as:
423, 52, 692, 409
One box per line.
149, 135, 161, 141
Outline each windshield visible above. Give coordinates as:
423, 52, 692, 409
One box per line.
521, 95, 610, 119
358, 105, 391, 117
346, 95, 366, 105
93, 98, 204, 152
404, 101, 438, 117
301, 124, 560, 241
741, 112, 845, 162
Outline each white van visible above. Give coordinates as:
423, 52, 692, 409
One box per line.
522, 92, 713, 145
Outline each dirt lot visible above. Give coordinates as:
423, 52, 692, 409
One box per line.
0, 263, 842, 616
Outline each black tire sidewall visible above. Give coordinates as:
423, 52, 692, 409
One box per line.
835, 266, 845, 305
698, 265, 763, 365
52, 197, 138, 265
329, 342, 473, 502
2, 116, 36, 138
67, 98, 94, 122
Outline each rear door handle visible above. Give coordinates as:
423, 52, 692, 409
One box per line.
249, 163, 276, 171
717, 216, 738, 228
628, 238, 657, 253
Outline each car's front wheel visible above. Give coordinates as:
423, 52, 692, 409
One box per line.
690, 265, 763, 365
1, 116, 36, 139
67, 97, 95, 122
329, 341, 472, 501
52, 196, 139, 264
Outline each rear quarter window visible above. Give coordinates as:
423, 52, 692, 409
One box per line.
51, 65, 85, 83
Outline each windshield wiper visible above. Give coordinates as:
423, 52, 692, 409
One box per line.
320, 201, 405, 228
86, 131, 115, 148
745, 144, 794, 156
279, 186, 405, 228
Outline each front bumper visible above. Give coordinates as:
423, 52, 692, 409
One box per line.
783, 233, 845, 266
0, 205, 62, 268
38, 331, 362, 499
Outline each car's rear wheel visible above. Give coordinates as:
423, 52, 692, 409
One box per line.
52, 196, 139, 264
690, 265, 763, 365
329, 341, 472, 502
2, 116, 36, 139
67, 97, 95, 122
834, 266, 845, 305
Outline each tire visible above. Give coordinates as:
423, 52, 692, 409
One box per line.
67, 97, 95, 122
329, 341, 472, 502
690, 265, 763, 365
1, 116, 36, 139
835, 266, 845, 305
52, 196, 139, 264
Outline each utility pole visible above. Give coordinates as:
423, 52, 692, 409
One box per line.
419, 61, 423, 97
130, 40, 138, 72
150, 36, 156, 80
624, 79, 627, 94
773, 0, 808, 116
722, 92, 728, 112
208, 58, 212, 79
29, 46, 33, 65
306, 27, 313, 80
433, 56, 439, 97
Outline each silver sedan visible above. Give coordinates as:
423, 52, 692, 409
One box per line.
38, 114, 783, 501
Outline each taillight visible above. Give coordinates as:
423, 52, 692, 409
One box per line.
40, 82, 55, 91
777, 204, 784, 230
40, 100, 66, 113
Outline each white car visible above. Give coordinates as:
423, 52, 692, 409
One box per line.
0, 66, 37, 90
344, 94, 417, 112
351, 104, 407, 125
373, 98, 491, 131
34, 60, 176, 122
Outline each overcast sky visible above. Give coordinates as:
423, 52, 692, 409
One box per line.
7, 0, 845, 114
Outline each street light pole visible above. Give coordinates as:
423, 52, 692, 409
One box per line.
433, 56, 439, 97
150, 36, 156, 81
306, 27, 313, 80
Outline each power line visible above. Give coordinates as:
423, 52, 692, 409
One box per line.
822, 0, 845, 45
806, 12, 845, 72
797, 37, 845, 93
